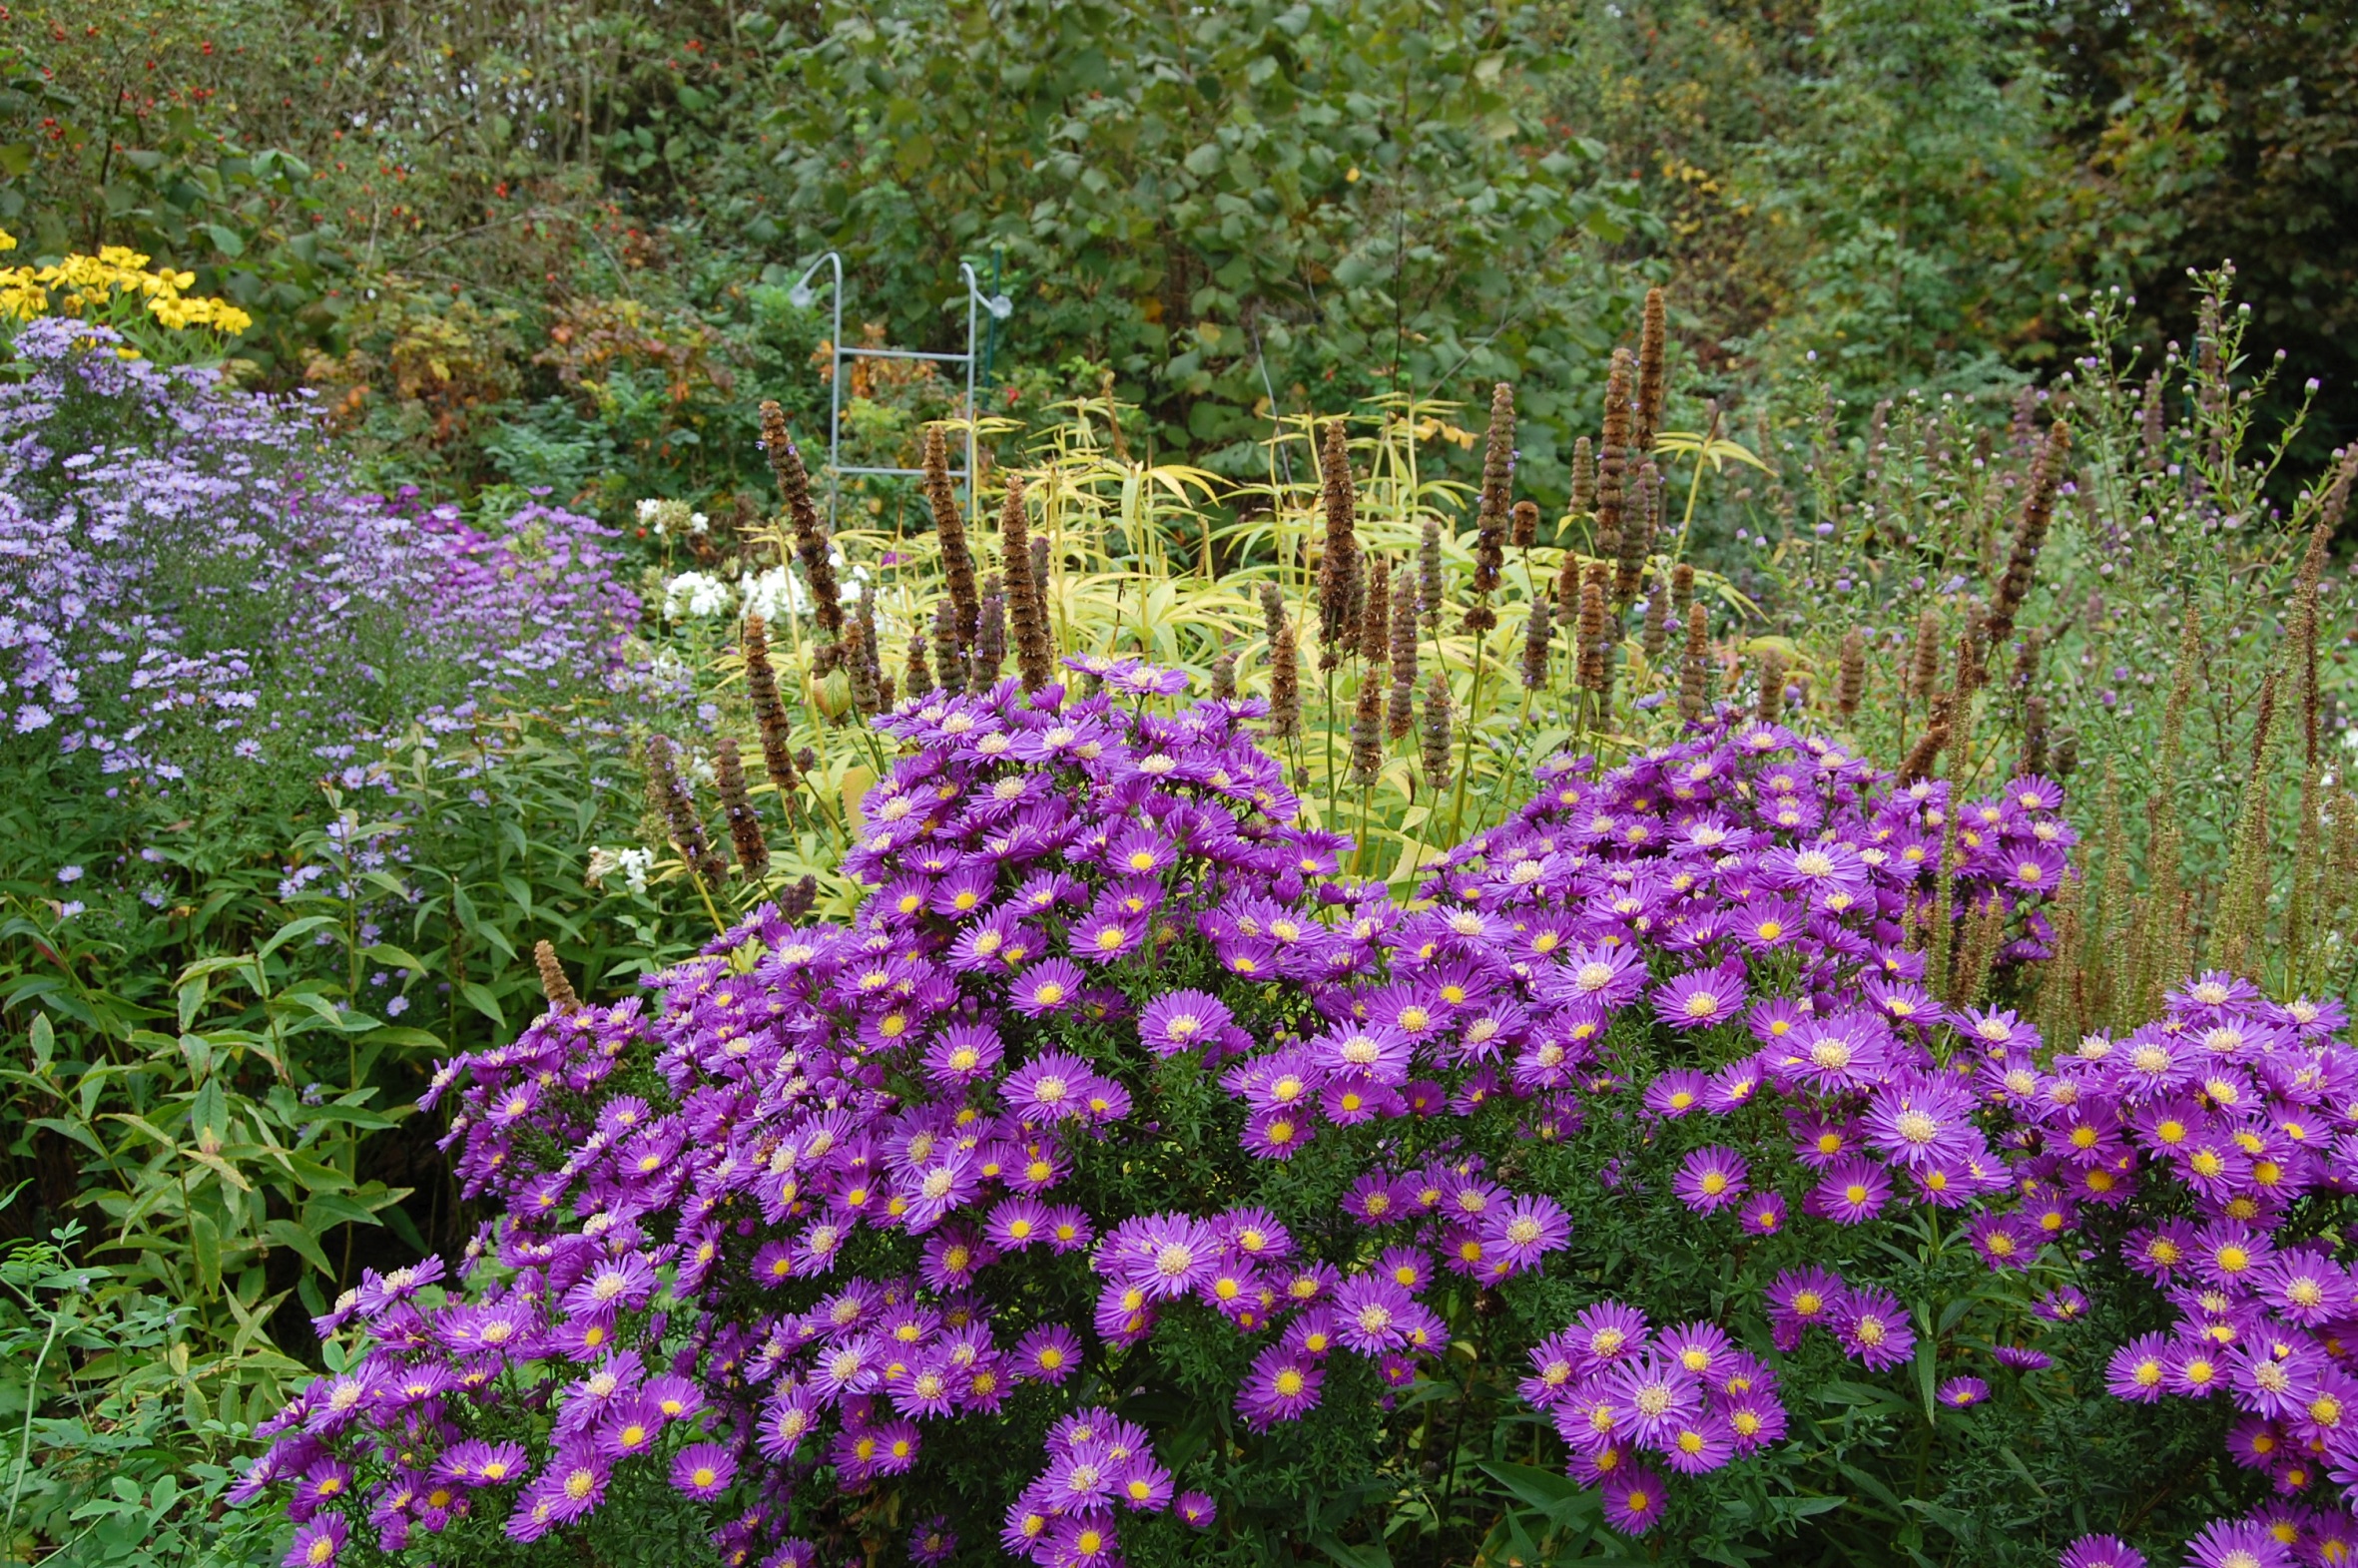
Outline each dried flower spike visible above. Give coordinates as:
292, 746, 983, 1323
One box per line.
1387, 568, 1419, 742
1634, 285, 1667, 453
1419, 669, 1454, 792
713, 736, 770, 880
1000, 477, 1055, 694
1677, 602, 1709, 724
1317, 418, 1360, 667
742, 616, 800, 794
1271, 617, 1302, 742
534, 939, 581, 1015
1836, 628, 1866, 719
759, 400, 844, 644
923, 423, 981, 660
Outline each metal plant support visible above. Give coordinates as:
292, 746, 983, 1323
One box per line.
787, 253, 1014, 527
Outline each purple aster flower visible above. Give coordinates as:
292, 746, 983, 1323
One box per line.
1969, 1212, 2035, 1271
1738, 1192, 1787, 1236
1236, 1345, 1325, 1429
908, 1516, 957, 1566
1936, 1376, 1989, 1408
1482, 1195, 1572, 1270
1600, 1466, 1669, 1536
1333, 1273, 1416, 1352
1660, 1411, 1736, 1474
284, 1514, 347, 1568
1810, 1156, 1891, 1224
1833, 1287, 1915, 1370
1993, 1344, 2052, 1371
1653, 962, 1747, 1031
1127, 1215, 1221, 1301
1015, 1323, 1083, 1384
2058, 1536, 2147, 1568
1673, 1146, 1748, 1214
2105, 1333, 2171, 1402
921, 1023, 1003, 1085
1643, 1069, 1709, 1119
2183, 1520, 2292, 1568
1863, 1072, 1980, 1170
1566, 1300, 1651, 1371
1002, 1049, 1092, 1122
1137, 989, 1234, 1056
1176, 1491, 1216, 1528
1010, 957, 1085, 1017
1766, 1268, 1843, 1350
671, 1442, 736, 1500
1603, 1350, 1704, 1444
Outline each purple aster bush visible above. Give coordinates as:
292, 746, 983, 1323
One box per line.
0, 319, 635, 800
243, 686, 2358, 1567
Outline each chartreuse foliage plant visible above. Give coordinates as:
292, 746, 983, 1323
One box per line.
245, 648, 2358, 1568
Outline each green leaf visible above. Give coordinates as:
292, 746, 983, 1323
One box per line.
261, 1218, 334, 1277
459, 981, 506, 1030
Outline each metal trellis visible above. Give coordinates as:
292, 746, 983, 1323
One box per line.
787, 253, 1013, 528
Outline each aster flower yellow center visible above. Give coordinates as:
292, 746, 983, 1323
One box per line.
1677, 1429, 1706, 1455
1700, 1171, 1729, 1195
1683, 992, 1720, 1019
1356, 1304, 1394, 1334
1507, 1217, 1543, 1245
1809, 1039, 1852, 1070
1574, 961, 1614, 991
1893, 1109, 1940, 1145
1591, 1326, 1625, 1356
2190, 1150, 2224, 1177
1794, 1291, 1823, 1315
307, 1541, 334, 1567
563, 1466, 597, 1501
1669, 1091, 1695, 1110
1031, 980, 1066, 1006
1854, 1316, 1887, 1346
1273, 1367, 1307, 1397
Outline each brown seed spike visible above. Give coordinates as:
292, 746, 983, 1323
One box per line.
1569, 436, 1595, 517
1270, 618, 1303, 743
1387, 568, 1419, 742
1678, 602, 1710, 724
1510, 498, 1539, 552
759, 400, 844, 644
1317, 418, 1360, 667
1419, 669, 1454, 793
1634, 285, 1668, 454
713, 736, 769, 880
922, 424, 981, 660
742, 616, 800, 794
534, 939, 581, 1015
1595, 349, 1633, 567
1836, 628, 1866, 719
1000, 477, 1055, 695
1521, 591, 1554, 693
1984, 419, 2070, 654
1360, 558, 1391, 676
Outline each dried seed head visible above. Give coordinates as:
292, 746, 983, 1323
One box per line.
1418, 517, 1444, 633
646, 734, 725, 882
1521, 591, 1554, 693
903, 632, 934, 700
1510, 498, 1539, 552
1576, 570, 1608, 695
1836, 628, 1866, 718
974, 578, 1007, 685
777, 873, 820, 922
1753, 646, 1786, 726
1900, 722, 1950, 784
1210, 649, 1238, 701
760, 400, 844, 644
1678, 602, 1710, 724
1360, 557, 1391, 673
1908, 607, 1941, 705
742, 616, 800, 794
1465, 382, 1515, 631
931, 596, 964, 699
1641, 574, 1670, 663
1615, 458, 1656, 608
1270, 618, 1302, 742
1000, 477, 1055, 694
1318, 418, 1360, 663
923, 423, 980, 658
1388, 568, 1419, 742
1634, 285, 1668, 453
1348, 666, 1384, 787
713, 735, 770, 879
1985, 420, 2070, 652
1569, 436, 1595, 516
844, 613, 882, 718
1670, 561, 1695, 625
1595, 349, 1633, 563
1419, 669, 1454, 791
534, 939, 581, 1015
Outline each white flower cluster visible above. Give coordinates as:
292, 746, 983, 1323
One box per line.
662, 571, 735, 620
585, 845, 655, 895
635, 498, 708, 537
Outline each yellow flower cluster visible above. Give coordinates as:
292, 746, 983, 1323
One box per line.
0, 229, 254, 336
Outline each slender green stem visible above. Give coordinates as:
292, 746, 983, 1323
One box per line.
3, 1293, 64, 1552
1449, 633, 1487, 846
